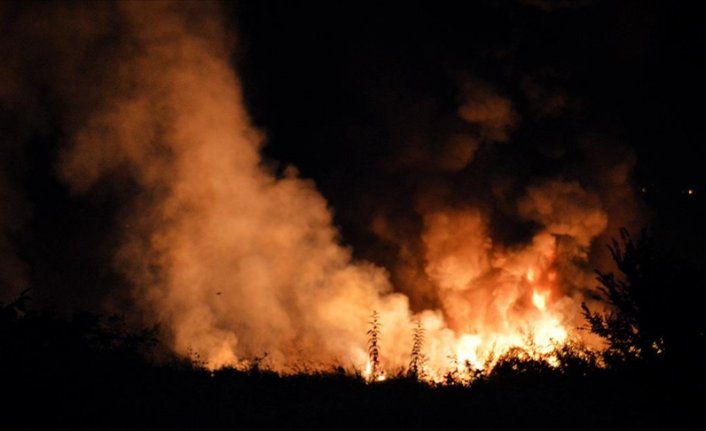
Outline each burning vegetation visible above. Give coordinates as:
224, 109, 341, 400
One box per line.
0, 0, 639, 377
0, 1, 704, 405
2, 1, 706, 428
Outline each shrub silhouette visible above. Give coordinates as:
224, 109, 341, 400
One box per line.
582, 228, 706, 367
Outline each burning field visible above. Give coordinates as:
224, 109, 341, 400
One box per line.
1, 0, 704, 403
3, 1, 706, 428
0, 0, 643, 379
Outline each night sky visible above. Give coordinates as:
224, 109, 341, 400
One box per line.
235, 3, 704, 219
1, 0, 705, 311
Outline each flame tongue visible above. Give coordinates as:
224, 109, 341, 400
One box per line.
532, 290, 548, 311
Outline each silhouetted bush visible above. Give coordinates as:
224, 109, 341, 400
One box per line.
583, 228, 706, 369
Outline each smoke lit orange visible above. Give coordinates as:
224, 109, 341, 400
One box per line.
4, 0, 627, 379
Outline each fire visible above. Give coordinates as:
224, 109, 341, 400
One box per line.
456, 334, 483, 370
526, 268, 536, 283
411, 235, 573, 381
532, 290, 548, 311
356, 247, 574, 383
29, 0, 611, 380
363, 361, 386, 382
528, 266, 550, 311
349, 226, 579, 384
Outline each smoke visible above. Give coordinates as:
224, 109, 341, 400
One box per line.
518, 179, 608, 248
53, 1, 421, 369
1, 1, 645, 374
363, 65, 644, 359
0, 0, 415, 369
457, 76, 517, 144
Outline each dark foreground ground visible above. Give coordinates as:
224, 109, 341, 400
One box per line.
2, 308, 704, 431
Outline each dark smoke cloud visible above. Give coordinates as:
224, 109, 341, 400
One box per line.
233, 1, 648, 322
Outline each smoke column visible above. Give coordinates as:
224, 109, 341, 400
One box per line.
0, 1, 643, 374
44, 1, 414, 369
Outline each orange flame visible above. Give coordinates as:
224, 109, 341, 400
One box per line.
532, 290, 548, 311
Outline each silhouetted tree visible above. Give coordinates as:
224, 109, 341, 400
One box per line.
582, 228, 706, 366
582, 229, 665, 362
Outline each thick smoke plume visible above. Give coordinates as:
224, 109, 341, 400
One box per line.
57, 1, 417, 369
2, 0, 414, 370
1, 1, 643, 375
